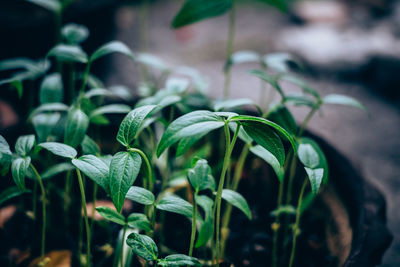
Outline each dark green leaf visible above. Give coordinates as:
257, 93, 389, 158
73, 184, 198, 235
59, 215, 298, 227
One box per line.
72, 155, 110, 193
268, 105, 298, 135
298, 143, 319, 169
48, 44, 88, 63
0, 186, 30, 206
247, 69, 284, 98
64, 107, 89, 148
62, 23, 89, 44
126, 186, 155, 206
81, 135, 100, 156
172, 0, 233, 28
126, 232, 158, 261
15, 135, 35, 157
158, 254, 201, 266
157, 111, 224, 157
109, 151, 142, 212
221, 189, 252, 219
156, 195, 193, 219
96, 206, 125, 225
11, 157, 31, 190
39, 142, 77, 158
250, 145, 284, 182
90, 104, 131, 118
90, 41, 134, 62
323, 94, 367, 112
26, 0, 61, 12
304, 168, 324, 195
188, 159, 215, 192
195, 219, 213, 248
0, 153, 12, 176
39, 73, 63, 104
229, 123, 253, 144
117, 105, 157, 147
127, 213, 152, 232
41, 162, 74, 180
176, 134, 206, 157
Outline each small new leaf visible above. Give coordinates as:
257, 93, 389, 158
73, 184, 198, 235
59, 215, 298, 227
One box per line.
187, 159, 215, 192
90, 41, 134, 62
323, 94, 367, 112
11, 157, 31, 190
298, 144, 319, 169
126, 232, 158, 261
96, 206, 125, 225
221, 189, 252, 220
47, 44, 88, 63
39, 73, 63, 104
62, 23, 89, 44
64, 107, 89, 148
15, 135, 35, 157
304, 167, 324, 195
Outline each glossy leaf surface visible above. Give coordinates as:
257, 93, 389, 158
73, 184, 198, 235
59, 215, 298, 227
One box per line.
221, 189, 252, 219
126, 186, 155, 206
39, 142, 77, 159
72, 155, 110, 193
126, 232, 158, 261
96, 206, 125, 225
15, 135, 35, 157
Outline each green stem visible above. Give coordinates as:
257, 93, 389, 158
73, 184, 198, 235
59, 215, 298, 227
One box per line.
79, 62, 92, 95
30, 164, 46, 263
33, 180, 37, 219
298, 105, 319, 137
188, 194, 197, 257
76, 169, 91, 267
289, 178, 308, 267
90, 183, 98, 235
120, 223, 128, 267
214, 122, 239, 267
223, 3, 236, 99
128, 148, 153, 192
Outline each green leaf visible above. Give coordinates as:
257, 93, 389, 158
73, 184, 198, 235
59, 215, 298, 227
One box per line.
214, 98, 258, 112
109, 151, 142, 212
72, 155, 110, 193
62, 23, 89, 44
117, 105, 157, 147
158, 254, 201, 266
196, 195, 214, 220
280, 75, 319, 99
11, 157, 31, 190
15, 135, 35, 157
226, 50, 261, 70
39, 142, 77, 159
270, 204, 296, 217
304, 168, 324, 195
28, 103, 68, 120
136, 53, 168, 71
156, 195, 193, 219
64, 107, 89, 148
195, 219, 213, 248
0, 135, 12, 156
126, 186, 155, 206
323, 94, 367, 112
157, 111, 225, 157
188, 159, 215, 192
250, 145, 284, 182
81, 135, 100, 156
90, 104, 131, 118
84, 88, 111, 98
47, 44, 88, 63
240, 121, 285, 166
32, 113, 61, 142
284, 93, 316, 107
221, 189, 252, 219
248, 69, 284, 98
263, 53, 300, 73
172, 0, 233, 28
268, 105, 298, 135
298, 143, 319, 169
165, 77, 190, 93
41, 162, 74, 180
299, 137, 329, 184
96, 206, 125, 225
176, 134, 206, 157
127, 213, 152, 232
230, 115, 296, 153
39, 73, 63, 104
25, 0, 61, 12
126, 232, 158, 261
0, 153, 12, 176
90, 41, 134, 62
0, 186, 30, 206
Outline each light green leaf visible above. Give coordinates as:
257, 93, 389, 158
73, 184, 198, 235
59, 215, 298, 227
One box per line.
156, 195, 193, 219
117, 105, 157, 147
214, 98, 258, 112
158, 254, 201, 266
28, 103, 68, 120
299, 137, 329, 184
90, 41, 134, 62
284, 93, 316, 107
0, 135, 12, 155
187, 159, 215, 192
109, 151, 142, 212
195, 219, 213, 248
39, 142, 77, 158
81, 135, 100, 156
157, 111, 225, 157
248, 69, 284, 98
172, 0, 233, 28
62, 23, 89, 44
32, 113, 60, 142
15, 135, 35, 157
250, 145, 284, 182
84, 88, 111, 98
90, 104, 131, 118
64, 107, 89, 148
229, 50, 260, 66
136, 53, 168, 71
126, 186, 155, 206
298, 144, 319, 169
72, 155, 110, 193
47, 44, 88, 63
221, 189, 252, 220
126, 232, 158, 261
39, 73, 63, 104
96, 206, 125, 225
41, 162, 74, 180
165, 77, 190, 93
196, 195, 213, 220
0, 186, 30, 206
323, 94, 367, 112
127, 213, 152, 232
25, 0, 61, 12
304, 167, 324, 195
11, 157, 31, 190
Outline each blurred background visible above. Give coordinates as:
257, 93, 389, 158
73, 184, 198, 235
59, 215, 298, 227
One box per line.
0, 0, 399, 266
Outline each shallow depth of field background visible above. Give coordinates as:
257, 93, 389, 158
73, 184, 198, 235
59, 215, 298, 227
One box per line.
0, 0, 399, 266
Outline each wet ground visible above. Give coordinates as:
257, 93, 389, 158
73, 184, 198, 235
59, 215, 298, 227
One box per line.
105, 1, 400, 266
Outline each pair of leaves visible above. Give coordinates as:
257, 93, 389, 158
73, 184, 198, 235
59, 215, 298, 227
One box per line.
11, 135, 35, 190
95, 206, 151, 232
187, 159, 215, 192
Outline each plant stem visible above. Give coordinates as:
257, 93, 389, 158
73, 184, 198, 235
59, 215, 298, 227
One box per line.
128, 148, 153, 192
120, 223, 128, 267
289, 178, 308, 267
189, 194, 197, 257
90, 183, 98, 235
298, 105, 319, 137
214, 122, 239, 267
33, 180, 37, 219
223, 3, 236, 99
76, 169, 91, 267
30, 164, 46, 263
79, 62, 92, 95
